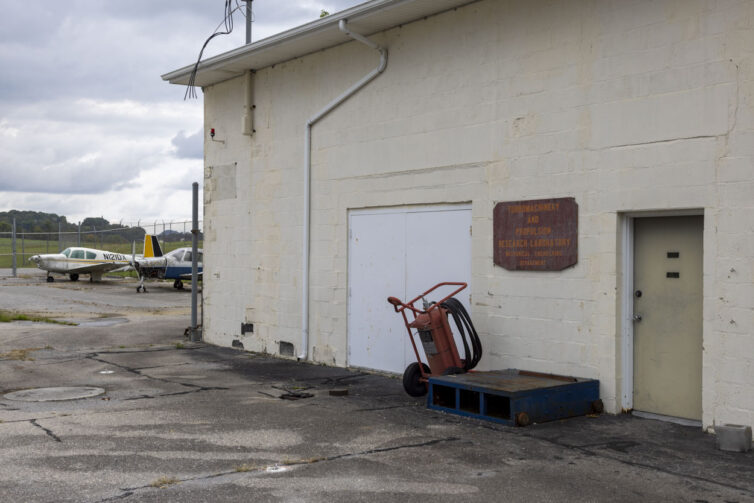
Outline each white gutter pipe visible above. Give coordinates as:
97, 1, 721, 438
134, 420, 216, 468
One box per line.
299, 19, 388, 360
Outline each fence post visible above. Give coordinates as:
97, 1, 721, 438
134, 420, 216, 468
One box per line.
78, 222, 81, 246
58, 220, 62, 252
11, 218, 16, 277
21, 232, 24, 264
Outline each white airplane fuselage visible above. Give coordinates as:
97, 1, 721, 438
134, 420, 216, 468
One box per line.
30, 247, 134, 282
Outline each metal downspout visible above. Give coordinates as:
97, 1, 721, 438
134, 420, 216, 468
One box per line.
299, 19, 388, 360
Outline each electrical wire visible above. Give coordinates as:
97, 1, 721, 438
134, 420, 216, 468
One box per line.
185, 0, 242, 100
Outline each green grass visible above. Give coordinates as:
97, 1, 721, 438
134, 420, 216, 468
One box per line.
0, 237, 202, 268
0, 310, 77, 325
0, 348, 43, 361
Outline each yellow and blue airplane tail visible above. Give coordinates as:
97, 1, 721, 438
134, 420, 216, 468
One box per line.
143, 235, 163, 258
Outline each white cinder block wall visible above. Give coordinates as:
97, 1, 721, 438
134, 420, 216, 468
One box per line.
201, 0, 754, 430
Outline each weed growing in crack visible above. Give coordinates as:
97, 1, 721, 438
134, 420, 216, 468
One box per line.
150, 476, 179, 489
282, 457, 325, 466
235, 463, 258, 472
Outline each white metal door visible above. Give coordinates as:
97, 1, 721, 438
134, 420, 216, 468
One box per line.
633, 216, 703, 420
348, 206, 472, 374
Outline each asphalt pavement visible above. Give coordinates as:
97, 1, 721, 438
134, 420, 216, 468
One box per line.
0, 269, 752, 502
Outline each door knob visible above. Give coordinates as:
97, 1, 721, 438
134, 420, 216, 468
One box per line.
632, 314, 642, 322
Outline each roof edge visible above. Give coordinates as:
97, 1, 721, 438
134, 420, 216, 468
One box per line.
162, 0, 407, 84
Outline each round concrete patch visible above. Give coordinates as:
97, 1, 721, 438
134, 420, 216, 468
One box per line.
4, 386, 105, 402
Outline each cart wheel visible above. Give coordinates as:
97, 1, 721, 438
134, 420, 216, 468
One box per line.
515, 412, 530, 427
69, 273, 79, 282
46, 276, 54, 283
590, 399, 604, 414
403, 362, 430, 397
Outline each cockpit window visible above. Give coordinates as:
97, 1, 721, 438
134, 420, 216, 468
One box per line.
166, 249, 184, 261
71, 249, 85, 259
197, 252, 203, 264
62, 248, 72, 257
184, 251, 192, 263
86, 251, 96, 259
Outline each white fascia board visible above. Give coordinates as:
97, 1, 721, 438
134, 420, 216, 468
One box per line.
162, 0, 478, 87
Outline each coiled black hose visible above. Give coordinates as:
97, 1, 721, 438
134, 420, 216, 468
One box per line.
440, 297, 482, 371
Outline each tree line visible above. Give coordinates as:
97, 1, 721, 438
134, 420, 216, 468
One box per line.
0, 211, 198, 244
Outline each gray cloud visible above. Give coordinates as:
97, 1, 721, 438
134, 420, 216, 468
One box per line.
0, 0, 362, 220
172, 129, 204, 159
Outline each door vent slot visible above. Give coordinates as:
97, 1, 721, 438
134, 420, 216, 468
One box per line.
666, 272, 680, 278
667, 252, 680, 258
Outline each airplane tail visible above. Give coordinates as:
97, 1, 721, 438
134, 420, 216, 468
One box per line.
143, 235, 163, 258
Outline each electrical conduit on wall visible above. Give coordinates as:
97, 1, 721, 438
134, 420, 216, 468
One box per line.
299, 20, 388, 360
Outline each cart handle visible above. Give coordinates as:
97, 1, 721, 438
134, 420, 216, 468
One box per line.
387, 282, 467, 314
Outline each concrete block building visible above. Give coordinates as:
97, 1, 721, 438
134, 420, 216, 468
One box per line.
164, 0, 754, 431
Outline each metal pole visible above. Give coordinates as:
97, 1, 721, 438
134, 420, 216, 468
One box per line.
245, 0, 252, 44
58, 220, 61, 252
21, 232, 24, 264
78, 222, 81, 246
11, 218, 16, 277
190, 182, 201, 342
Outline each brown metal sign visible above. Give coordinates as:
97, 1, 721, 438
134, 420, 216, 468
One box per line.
493, 197, 578, 271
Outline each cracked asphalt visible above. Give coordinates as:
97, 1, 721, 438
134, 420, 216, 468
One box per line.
1, 269, 753, 502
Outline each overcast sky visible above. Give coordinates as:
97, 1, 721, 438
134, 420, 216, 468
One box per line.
0, 0, 363, 225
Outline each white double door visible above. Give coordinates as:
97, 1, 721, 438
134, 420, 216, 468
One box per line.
347, 205, 472, 374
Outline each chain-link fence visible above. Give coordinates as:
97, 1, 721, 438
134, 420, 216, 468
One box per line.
0, 220, 203, 273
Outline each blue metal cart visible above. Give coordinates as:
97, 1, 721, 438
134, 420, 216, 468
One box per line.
427, 369, 601, 426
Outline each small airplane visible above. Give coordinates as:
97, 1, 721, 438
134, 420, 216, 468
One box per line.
133, 235, 203, 292
29, 247, 134, 283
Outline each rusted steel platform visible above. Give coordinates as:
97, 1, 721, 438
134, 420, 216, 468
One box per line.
427, 369, 601, 426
